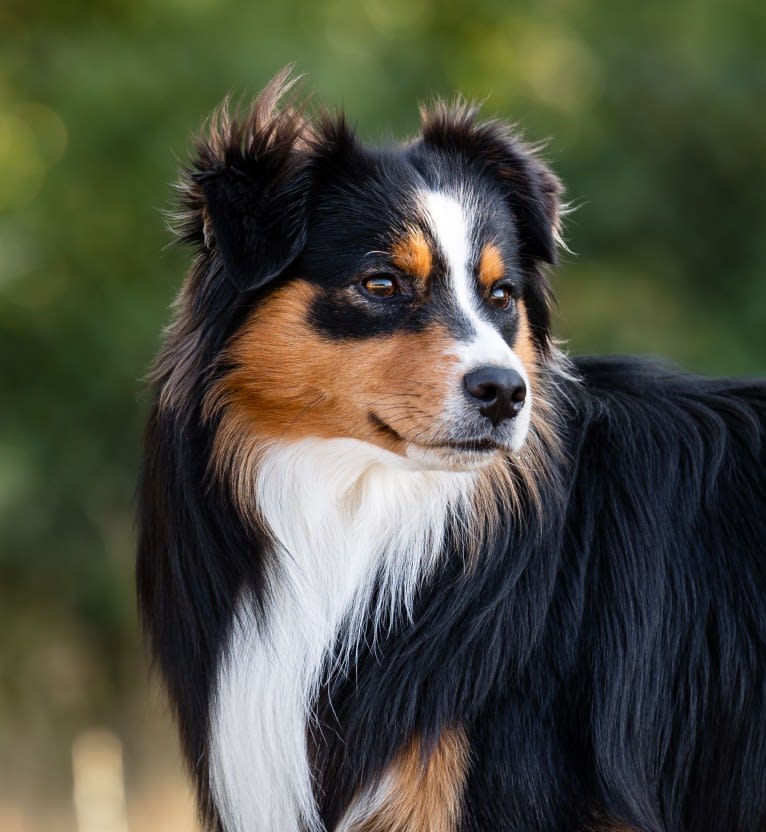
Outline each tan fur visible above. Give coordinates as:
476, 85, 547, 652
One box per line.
347, 727, 470, 832
203, 282, 560, 526
206, 280, 456, 446
478, 243, 504, 289
203, 280, 462, 513
514, 299, 537, 381
391, 228, 433, 282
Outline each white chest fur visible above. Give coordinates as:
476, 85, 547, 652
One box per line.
208, 438, 476, 832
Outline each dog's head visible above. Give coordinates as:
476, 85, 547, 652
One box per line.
167, 69, 563, 477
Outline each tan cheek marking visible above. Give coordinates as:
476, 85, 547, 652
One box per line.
348, 727, 469, 832
365, 323, 457, 445
204, 280, 459, 485
513, 298, 538, 383
391, 228, 433, 282
478, 243, 505, 290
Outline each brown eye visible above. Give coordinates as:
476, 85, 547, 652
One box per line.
488, 284, 514, 310
361, 274, 399, 299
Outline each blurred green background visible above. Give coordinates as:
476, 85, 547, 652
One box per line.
1, 0, 764, 829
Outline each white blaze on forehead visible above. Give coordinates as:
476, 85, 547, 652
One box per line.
419, 189, 533, 453
420, 190, 473, 323
420, 189, 526, 371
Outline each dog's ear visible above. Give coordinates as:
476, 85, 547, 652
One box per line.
199, 157, 310, 292
420, 101, 563, 266
177, 68, 311, 292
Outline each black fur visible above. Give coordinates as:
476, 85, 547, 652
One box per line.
138, 74, 766, 831
313, 359, 766, 831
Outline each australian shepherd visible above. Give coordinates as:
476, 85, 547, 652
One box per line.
138, 68, 766, 832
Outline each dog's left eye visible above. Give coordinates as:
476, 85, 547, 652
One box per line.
359, 274, 409, 300
487, 284, 515, 311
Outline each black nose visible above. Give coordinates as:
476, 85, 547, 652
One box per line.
463, 366, 527, 426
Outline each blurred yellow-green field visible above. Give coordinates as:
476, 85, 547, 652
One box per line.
1, 0, 765, 829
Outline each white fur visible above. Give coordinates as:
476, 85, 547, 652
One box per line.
419, 190, 533, 452
209, 437, 477, 832
335, 768, 397, 832
209, 187, 535, 830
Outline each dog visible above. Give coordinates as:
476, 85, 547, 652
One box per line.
137, 68, 766, 831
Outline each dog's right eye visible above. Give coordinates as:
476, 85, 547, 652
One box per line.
359, 274, 408, 300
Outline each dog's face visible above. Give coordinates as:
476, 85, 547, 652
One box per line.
194, 82, 561, 473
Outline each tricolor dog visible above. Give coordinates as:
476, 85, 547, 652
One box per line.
138, 69, 766, 832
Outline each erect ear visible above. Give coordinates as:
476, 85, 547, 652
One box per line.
420, 101, 564, 266
179, 68, 312, 292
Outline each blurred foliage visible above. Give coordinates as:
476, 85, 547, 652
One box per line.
1, 0, 765, 822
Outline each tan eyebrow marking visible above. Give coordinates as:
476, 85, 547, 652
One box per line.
478, 243, 505, 289
390, 227, 433, 281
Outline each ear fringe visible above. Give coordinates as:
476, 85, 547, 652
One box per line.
168, 65, 313, 252
419, 95, 539, 170
419, 96, 482, 146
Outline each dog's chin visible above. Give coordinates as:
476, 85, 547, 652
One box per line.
402, 438, 518, 472
367, 413, 525, 472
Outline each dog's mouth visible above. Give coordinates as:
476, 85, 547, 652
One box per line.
422, 437, 502, 455
368, 413, 506, 457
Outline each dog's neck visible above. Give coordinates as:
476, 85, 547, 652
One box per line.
257, 437, 480, 621
209, 437, 481, 832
